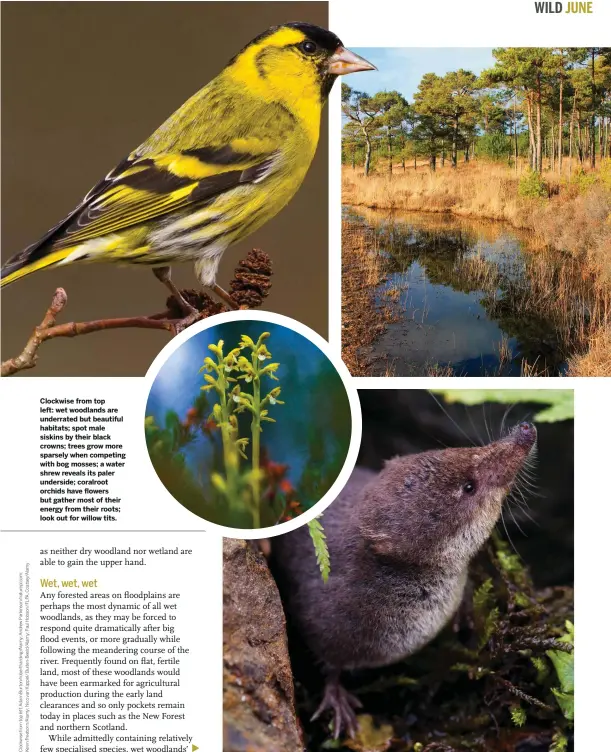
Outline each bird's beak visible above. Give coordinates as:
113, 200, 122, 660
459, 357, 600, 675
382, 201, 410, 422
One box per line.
327, 47, 377, 75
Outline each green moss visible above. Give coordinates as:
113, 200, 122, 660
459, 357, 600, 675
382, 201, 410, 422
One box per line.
510, 706, 526, 727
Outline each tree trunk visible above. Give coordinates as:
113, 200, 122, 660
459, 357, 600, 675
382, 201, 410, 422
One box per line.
430, 153, 436, 172
387, 126, 393, 177
526, 94, 536, 170
569, 95, 576, 180
590, 49, 596, 169
452, 114, 458, 168
558, 73, 564, 175
363, 129, 372, 177
414, 155, 417, 170
514, 94, 519, 174
584, 122, 589, 161
536, 74, 543, 173
441, 139, 445, 167
550, 124, 555, 172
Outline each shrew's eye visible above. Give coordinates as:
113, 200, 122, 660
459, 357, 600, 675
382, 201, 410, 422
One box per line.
463, 481, 476, 495
300, 40, 317, 55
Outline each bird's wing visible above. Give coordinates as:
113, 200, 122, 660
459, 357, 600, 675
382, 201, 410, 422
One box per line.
1, 143, 279, 283
47, 145, 279, 250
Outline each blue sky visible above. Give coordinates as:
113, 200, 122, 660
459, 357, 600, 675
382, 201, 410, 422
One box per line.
347, 48, 496, 102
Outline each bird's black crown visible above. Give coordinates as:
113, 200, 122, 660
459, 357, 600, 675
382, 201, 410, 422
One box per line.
284, 22, 343, 52
244, 22, 343, 55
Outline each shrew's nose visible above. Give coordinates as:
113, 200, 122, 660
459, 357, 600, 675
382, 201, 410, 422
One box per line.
514, 421, 536, 448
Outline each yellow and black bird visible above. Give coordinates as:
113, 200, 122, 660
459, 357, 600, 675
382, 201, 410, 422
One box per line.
1, 23, 375, 312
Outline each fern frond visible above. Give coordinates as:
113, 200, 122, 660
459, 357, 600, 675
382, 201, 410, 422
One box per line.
473, 578, 495, 615
308, 517, 331, 583
479, 606, 500, 649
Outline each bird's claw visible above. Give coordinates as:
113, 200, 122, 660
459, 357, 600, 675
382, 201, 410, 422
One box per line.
170, 310, 205, 335
312, 678, 362, 739
175, 298, 199, 318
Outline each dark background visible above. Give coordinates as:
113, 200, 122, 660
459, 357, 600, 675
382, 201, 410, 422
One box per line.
1, 2, 329, 376
357, 390, 574, 587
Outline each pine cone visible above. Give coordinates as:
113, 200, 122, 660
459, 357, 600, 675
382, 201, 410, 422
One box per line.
229, 249, 273, 308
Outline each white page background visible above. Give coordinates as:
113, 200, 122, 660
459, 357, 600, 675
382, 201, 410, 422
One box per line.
2, 0, 608, 748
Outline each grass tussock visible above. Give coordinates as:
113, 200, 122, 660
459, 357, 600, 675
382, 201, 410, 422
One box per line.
425, 363, 455, 377
567, 325, 611, 377
343, 160, 611, 376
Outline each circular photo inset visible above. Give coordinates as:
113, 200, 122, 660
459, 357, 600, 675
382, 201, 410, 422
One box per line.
144, 313, 358, 533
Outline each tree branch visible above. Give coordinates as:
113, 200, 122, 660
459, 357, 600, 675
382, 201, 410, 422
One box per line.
1, 248, 273, 376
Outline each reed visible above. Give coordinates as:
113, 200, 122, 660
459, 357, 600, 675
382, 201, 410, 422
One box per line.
495, 335, 513, 376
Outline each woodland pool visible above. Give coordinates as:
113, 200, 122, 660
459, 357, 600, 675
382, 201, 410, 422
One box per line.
343, 207, 597, 376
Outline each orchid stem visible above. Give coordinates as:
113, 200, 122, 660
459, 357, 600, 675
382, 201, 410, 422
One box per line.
251, 352, 262, 527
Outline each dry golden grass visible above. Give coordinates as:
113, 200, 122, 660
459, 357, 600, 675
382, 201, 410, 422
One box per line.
534, 187, 611, 283
343, 161, 529, 223
458, 254, 501, 290
495, 335, 513, 375
520, 359, 550, 377
567, 326, 611, 377
341, 222, 400, 376
381, 359, 397, 377
384, 279, 408, 301
493, 252, 610, 360
425, 363, 455, 377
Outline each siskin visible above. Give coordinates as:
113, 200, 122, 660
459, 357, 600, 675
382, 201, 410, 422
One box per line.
1, 23, 375, 312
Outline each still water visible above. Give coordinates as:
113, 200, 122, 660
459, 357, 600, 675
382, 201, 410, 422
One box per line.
344, 207, 591, 376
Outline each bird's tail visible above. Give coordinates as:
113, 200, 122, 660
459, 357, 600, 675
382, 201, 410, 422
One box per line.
1, 247, 75, 288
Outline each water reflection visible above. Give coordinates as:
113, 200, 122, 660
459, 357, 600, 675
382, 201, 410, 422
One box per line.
344, 208, 593, 376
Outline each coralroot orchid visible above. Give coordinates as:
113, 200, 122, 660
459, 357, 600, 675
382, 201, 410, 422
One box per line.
199, 333, 286, 527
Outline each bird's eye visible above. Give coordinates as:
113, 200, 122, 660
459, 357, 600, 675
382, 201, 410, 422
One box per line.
300, 40, 317, 55
463, 481, 476, 495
